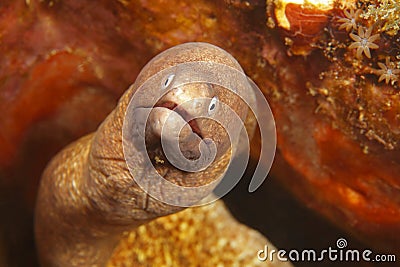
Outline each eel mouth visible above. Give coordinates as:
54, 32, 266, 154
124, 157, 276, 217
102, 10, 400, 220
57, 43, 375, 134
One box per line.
154, 101, 203, 139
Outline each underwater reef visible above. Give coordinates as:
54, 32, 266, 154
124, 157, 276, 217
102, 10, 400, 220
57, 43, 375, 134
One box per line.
0, 0, 399, 266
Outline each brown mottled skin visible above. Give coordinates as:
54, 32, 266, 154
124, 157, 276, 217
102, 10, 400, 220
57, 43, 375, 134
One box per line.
34, 43, 250, 267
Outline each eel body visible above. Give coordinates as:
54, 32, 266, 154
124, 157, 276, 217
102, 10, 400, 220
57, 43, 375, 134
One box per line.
35, 42, 256, 266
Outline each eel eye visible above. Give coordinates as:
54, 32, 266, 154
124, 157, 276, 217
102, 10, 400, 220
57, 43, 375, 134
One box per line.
162, 74, 175, 89
208, 96, 218, 115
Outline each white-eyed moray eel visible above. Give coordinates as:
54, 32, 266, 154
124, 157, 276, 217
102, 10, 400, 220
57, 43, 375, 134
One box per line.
35, 42, 263, 267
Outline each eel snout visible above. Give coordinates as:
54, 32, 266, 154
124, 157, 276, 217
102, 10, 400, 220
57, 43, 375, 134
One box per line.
154, 100, 203, 138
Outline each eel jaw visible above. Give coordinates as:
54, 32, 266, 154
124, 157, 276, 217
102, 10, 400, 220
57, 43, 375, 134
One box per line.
154, 101, 203, 139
